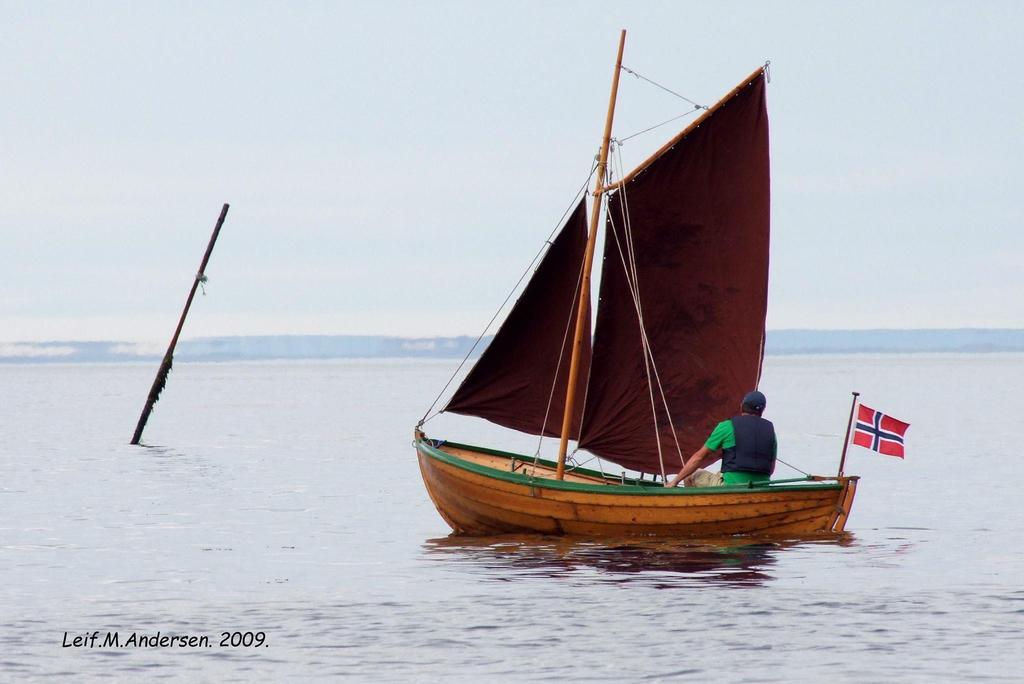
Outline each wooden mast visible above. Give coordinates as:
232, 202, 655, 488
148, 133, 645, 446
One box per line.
555, 29, 626, 480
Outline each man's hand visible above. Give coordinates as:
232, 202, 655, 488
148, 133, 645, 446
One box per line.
668, 445, 712, 489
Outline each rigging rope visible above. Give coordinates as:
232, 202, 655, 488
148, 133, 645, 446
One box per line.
566, 450, 608, 477
620, 65, 707, 109
603, 144, 690, 481
613, 108, 703, 145
604, 163, 665, 480
533, 220, 589, 463
418, 160, 599, 427
612, 142, 686, 469
612, 65, 707, 146
776, 457, 810, 477
569, 278, 598, 476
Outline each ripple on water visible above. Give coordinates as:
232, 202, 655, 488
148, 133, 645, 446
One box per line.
4, 358, 1024, 681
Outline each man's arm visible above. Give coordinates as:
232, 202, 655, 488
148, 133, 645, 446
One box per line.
665, 420, 730, 487
665, 445, 721, 487
771, 431, 778, 473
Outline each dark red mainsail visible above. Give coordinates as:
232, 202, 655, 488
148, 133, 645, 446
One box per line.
578, 72, 771, 474
445, 199, 592, 438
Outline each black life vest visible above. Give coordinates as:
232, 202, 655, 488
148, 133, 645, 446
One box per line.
721, 414, 776, 475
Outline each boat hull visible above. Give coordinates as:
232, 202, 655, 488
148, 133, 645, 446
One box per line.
416, 436, 857, 537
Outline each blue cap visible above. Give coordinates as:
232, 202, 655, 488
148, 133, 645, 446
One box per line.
742, 390, 767, 412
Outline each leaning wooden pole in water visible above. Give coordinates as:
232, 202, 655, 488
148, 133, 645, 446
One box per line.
555, 30, 626, 480
130, 203, 230, 445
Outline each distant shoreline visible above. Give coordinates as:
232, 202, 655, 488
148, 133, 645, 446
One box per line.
2, 329, 1023, 364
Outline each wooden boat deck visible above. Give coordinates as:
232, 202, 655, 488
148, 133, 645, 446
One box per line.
440, 444, 620, 486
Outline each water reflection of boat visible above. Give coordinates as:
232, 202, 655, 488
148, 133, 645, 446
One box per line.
423, 534, 855, 589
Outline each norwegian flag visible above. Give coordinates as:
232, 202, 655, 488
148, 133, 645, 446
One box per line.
853, 404, 910, 458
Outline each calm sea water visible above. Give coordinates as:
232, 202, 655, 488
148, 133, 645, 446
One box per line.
1, 355, 1022, 682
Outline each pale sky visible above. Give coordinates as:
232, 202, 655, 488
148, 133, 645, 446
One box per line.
2, 1, 1022, 343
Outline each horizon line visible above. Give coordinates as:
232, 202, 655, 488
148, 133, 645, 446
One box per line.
4, 326, 1024, 345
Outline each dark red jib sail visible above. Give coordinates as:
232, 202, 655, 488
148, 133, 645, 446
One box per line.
444, 200, 592, 438
578, 71, 770, 474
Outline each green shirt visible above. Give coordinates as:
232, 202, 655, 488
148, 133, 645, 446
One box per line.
704, 419, 776, 485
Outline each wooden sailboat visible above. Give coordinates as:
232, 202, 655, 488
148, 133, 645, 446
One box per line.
414, 31, 858, 537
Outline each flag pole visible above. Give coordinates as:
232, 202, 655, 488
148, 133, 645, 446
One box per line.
837, 391, 860, 477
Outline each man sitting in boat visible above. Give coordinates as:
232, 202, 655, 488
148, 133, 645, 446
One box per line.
664, 391, 777, 488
